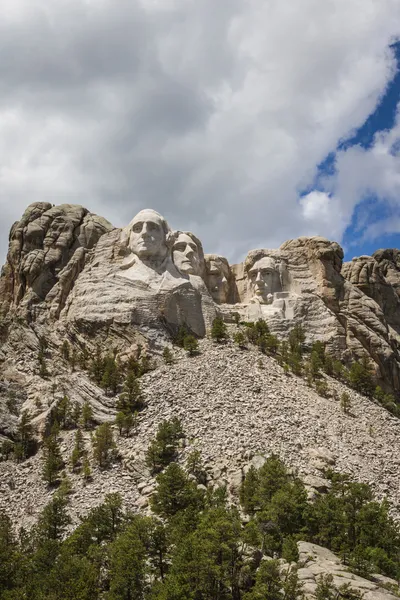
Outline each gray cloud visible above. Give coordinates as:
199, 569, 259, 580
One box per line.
1, 0, 400, 265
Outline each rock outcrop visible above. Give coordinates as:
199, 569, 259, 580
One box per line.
297, 541, 399, 599
0, 202, 113, 319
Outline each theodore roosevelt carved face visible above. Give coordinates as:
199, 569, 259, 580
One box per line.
205, 255, 231, 304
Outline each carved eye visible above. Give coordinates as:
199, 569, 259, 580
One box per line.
174, 243, 186, 252
132, 223, 143, 233
147, 222, 159, 232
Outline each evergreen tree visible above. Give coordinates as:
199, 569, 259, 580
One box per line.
54, 394, 71, 429
174, 324, 190, 348
332, 359, 344, 380
115, 411, 136, 437
233, 331, 247, 349
186, 449, 207, 485
101, 355, 121, 395
83, 456, 92, 481
348, 355, 374, 397
92, 422, 116, 468
71, 429, 85, 472
107, 518, 149, 600
42, 434, 64, 485
81, 401, 94, 430
211, 316, 228, 342
183, 335, 199, 356
118, 371, 143, 413
288, 324, 305, 355
37, 492, 71, 541
162, 346, 174, 365
151, 462, 205, 519
91, 345, 104, 384
14, 410, 37, 460
239, 465, 260, 515
341, 391, 351, 414
145, 418, 184, 475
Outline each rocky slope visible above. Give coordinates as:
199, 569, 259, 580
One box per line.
2, 339, 400, 528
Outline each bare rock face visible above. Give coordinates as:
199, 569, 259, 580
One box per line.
0, 202, 113, 319
1, 203, 400, 394
298, 541, 399, 599
342, 255, 400, 335
373, 248, 400, 299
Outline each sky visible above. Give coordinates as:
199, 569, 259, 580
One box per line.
1, 0, 400, 266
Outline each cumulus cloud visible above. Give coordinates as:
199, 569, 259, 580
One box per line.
314, 103, 400, 246
0, 0, 399, 263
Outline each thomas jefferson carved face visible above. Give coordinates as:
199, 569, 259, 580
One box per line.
206, 256, 230, 304
173, 233, 202, 276
128, 210, 168, 260
248, 256, 279, 303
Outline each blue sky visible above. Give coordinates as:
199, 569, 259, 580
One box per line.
315, 42, 400, 260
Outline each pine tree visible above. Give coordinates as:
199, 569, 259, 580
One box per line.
42, 434, 64, 485
71, 429, 85, 472
239, 465, 260, 514
118, 371, 143, 413
150, 462, 205, 518
162, 347, 174, 365
37, 493, 71, 541
186, 449, 207, 485
183, 335, 199, 356
115, 411, 136, 437
341, 391, 351, 414
348, 356, 374, 397
288, 324, 305, 355
70, 401, 82, 428
92, 422, 116, 468
101, 355, 120, 395
82, 456, 92, 481
81, 401, 94, 430
211, 316, 228, 343
14, 410, 37, 461
145, 418, 184, 475
233, 331, 247, 349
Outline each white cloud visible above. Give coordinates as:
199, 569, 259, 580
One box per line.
314, 103, 400, 243
0, 0, 399, 264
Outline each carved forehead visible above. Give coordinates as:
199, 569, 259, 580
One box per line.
206, 255, 230, 274
174, 233, 197, 248
128, 209, 170, 234
249, 256, 277, 272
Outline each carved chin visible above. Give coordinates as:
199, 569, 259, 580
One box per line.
180, 264, 195, 275
134, 245, 165, 258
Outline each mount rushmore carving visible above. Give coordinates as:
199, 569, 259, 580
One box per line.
1, 202, 400, 393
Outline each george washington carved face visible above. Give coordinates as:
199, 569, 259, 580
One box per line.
127, 209, 170, 261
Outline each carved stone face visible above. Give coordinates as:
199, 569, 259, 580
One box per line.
248, 256, 280, 303
173, 233, 202, 276
128, 210, 168, 260
206, 256, 230, 303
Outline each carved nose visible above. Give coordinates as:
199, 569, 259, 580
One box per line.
256, 271, 262, 282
